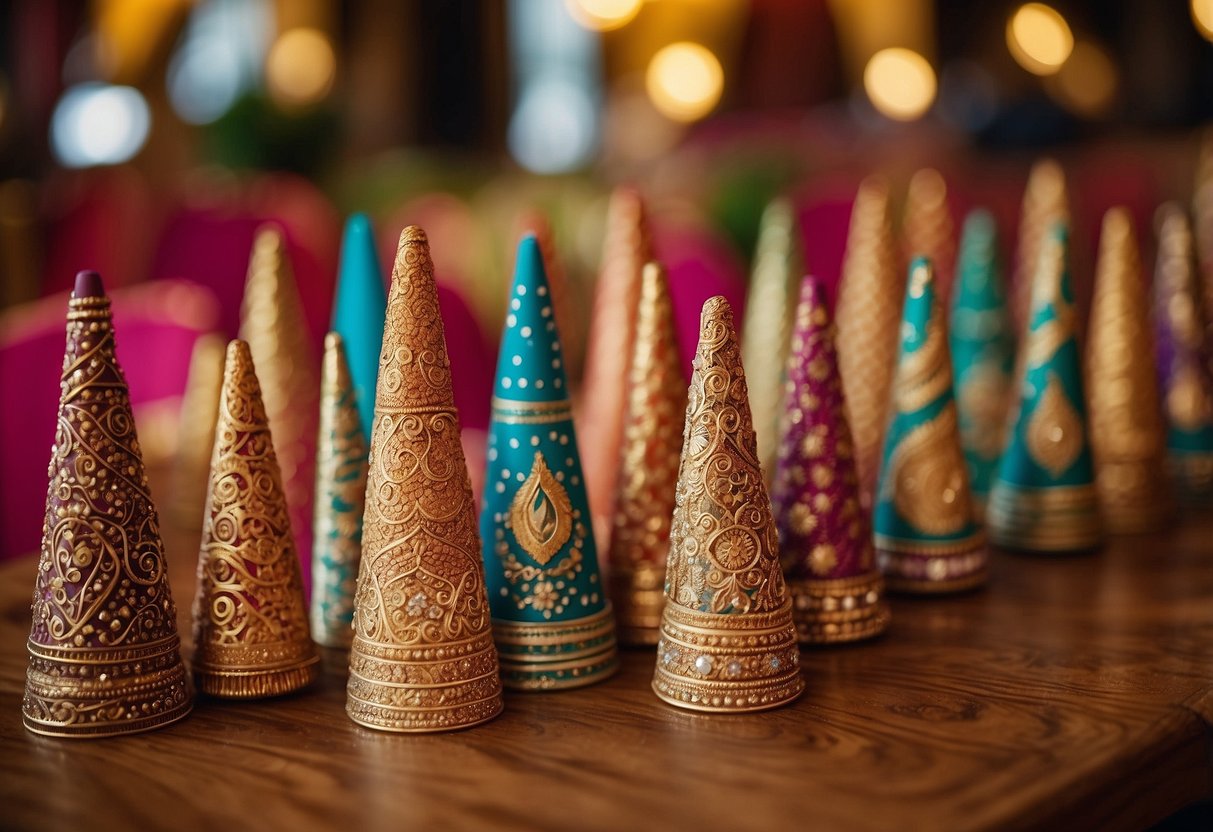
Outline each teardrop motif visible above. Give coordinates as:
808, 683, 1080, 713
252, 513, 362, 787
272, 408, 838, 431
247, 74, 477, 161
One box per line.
1026, 372, 1084, 477
509, 452, 574, 566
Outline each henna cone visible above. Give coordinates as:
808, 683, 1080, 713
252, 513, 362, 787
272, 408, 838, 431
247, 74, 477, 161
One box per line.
1086, 208, 1174, 533
903, 169, 956, 297
1011, 159, 1069, 336
346, 227, 504, 731
653, 296, 803, 713
192, 340, 319, 698
170, 333, 225, 529
23, 272, 192, 737
771, 276, 890, 642
332, 213, 388, 446
608, 262, 685, 645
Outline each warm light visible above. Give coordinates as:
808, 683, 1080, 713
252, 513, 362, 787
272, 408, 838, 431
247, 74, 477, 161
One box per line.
566, 0, 642, 31
50, 83, 150, 168
1193, 0, 1213, 41
266, 28, 335, 107
1047, 40, 1118, 118
863, 48, 936, 122
645, 42, 724, 123
1007, 3, 1074, 76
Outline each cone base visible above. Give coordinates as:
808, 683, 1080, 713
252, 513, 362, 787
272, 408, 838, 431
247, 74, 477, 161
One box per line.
347, 698, 504, 733
194, 652, 320, 699
610, 566, 665, 647
1096, 460, 1175, 535
493, 605, 620, 691
23, 637, 193, 738
652, 601, 803, 713
987, 482, 1102, 552
876, 532, 989, 594
788, 572, 890, 644
1168, 453, 1213, 503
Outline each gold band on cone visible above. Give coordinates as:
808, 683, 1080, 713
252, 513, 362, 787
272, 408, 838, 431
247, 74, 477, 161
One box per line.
1096, 460, 1175, 534
788, 572, 890, 644
610, 563, 666, 646
987, 483, 1102, 552
194, 646, 320, 699
493, 604, 620, 690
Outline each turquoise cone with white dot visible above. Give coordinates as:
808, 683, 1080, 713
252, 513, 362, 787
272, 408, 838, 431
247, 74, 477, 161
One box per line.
479, 236, 618, 690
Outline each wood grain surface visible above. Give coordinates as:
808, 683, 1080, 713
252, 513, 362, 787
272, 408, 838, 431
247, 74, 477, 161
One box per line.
1, 467, 1212, 831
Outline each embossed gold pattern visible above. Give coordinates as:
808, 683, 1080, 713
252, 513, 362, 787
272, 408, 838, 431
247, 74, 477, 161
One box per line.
903, 168, 955, 290
986, 484, 1101, 552
510, 453, 574, 566
347, 226, 503, 732
24, 286, 192, 737
881, 408, 971, 535
192, 340, 319, 698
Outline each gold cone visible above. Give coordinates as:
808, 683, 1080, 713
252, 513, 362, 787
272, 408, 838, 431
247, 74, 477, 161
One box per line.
580, 187, 652, 552
608, 262, 685, 645
346, 227, 503, 733
310, 333, 366, 648
170, 333, 225, 529
835, 176, 901, 507
902, 169, 955, 296
239, 226, 318, 554
653, 296, 803, 714
1194, 128, 1213, 331
1012, 159, 1069, 335
742, 197, 802, 480
192, 340, 319, 698
1086, 208, 1174, 533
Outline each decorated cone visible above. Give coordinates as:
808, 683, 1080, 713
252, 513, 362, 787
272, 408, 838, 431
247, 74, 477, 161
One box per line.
653, 296, 803, 713
742, 197, 803, 481
1011, 159, 1069, 336
481, 236, 618, 690
23, 271, 192, 737
521, 211, 580, 378
950, 210, 1015, 512
903, 169, 956, 297
311, 333, 366, 648
771, 276, 890, 643
988, 224, 1101, 552
874, 260, 988, 592
835, 176, 902, 507
192, 340, 319, 698
346, 227, 503, 732
608, 262, 685, 646
580, 186, 652, 551
1086, 208, 1174, 533
1154, 204, 1213, 501
170, 332, 225, 528
239, 226, 318, 562
332, 213, 388, 445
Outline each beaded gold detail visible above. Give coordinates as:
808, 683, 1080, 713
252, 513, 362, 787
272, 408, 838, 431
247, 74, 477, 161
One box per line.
788, 573, 890, 644
492, 604, 619, 690
24, 288, 192, 737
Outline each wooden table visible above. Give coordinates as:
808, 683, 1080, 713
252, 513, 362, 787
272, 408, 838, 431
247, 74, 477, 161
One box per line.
2, 507, 1212, 831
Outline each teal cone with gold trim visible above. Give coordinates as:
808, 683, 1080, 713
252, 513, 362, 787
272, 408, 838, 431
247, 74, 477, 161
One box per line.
950, 210, 1014, 513
874, 258, 988, 593
988, 223, 1102, 551
480, 236, 618, 690
332, 213, 388, 446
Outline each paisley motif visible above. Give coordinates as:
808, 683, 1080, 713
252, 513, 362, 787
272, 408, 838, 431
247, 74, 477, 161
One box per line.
1026, 372, 1084, 478
881, 406, 971, 535
510, 453, 573, 566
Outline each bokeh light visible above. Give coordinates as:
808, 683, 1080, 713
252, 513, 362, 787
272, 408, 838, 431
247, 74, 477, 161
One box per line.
266, 28, 336, 107
508, 77, 598, 173
50, 83, 151, 168
566, 0, 643, 32
645, 42, 724, 123
1047, 40, 1118, 118
1193, 0, 1213, 41
1007, 3, 1074, 76
863, 48, 936, 122
168, 38, 244, 124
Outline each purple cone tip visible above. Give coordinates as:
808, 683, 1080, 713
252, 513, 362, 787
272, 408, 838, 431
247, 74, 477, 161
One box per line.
73, 270, 105, 299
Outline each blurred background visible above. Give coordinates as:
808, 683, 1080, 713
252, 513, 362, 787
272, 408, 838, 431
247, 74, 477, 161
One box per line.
1, 0, 1212, 558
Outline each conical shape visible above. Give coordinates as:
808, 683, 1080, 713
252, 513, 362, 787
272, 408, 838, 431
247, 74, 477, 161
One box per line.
1086, 208, 1174, 533
192, 340, 319, 698
521, 211, 580, 378
332, 212, 388, 445
311, 333, 367, 648
1154, 203, 1213, 501
347, 227, 503, 731
1193, 128, 1213, 330
835, 176, 902, 508
988, 224, 1102, 551
481, 236, 618, 690
1011, 159, 1069, 336
771, 276, 889, 642
169, 332, 225, 528
24, 272, 192, 737
239, 226, 318, 563
579, 186, 652, 551
607, 261, 685, 645
653, 296, 803, 713
742, 197, 803, 481
874, 260, 988, 592
903, 169, 956, 297
950, 210, 1015, 512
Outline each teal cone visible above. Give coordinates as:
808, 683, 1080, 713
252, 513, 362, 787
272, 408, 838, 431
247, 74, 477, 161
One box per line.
950, 210, 1015, 510
331, 213, 388, 444
987, 223, 1101, 551
480, 236, 618, 691
874, 258, 987, 593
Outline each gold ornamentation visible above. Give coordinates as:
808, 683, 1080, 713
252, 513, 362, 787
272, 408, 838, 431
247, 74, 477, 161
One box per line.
1012, 159, 1069, 334
347, 226, 503, 732
986, 483, 1101, 552
881, 406, 971, 535
170, 333, 225, 528
1026, 373, 1084, 478
510, 453, 573, 565
24, 289, 192, 737
192, 340, 319, 698
788, 572, 890, 644
957, 363, 1010, 459
492, 605, 618, 690
893, 283, 952, 414
903, 168, 955, 289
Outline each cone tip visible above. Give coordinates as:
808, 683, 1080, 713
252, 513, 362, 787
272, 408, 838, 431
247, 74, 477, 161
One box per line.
253, 224, 285, 249
324, 331, 343, 352
701, 294, 733, 323
398, 225, 428, 248
73, 270, 104, 298
226, 338, 251, 363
